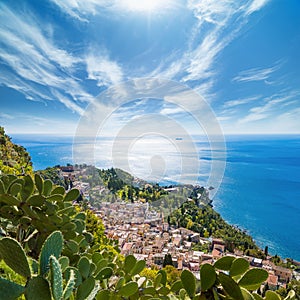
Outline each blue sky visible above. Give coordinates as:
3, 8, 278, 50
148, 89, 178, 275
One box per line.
0, 0, 300, 135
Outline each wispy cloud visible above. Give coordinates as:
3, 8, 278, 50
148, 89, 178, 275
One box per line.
0, 113, 14, 120
245, 0, 271, 15
85, 52, 123, 87
147, 0, 271, 99
49, 0, 112, 22
238, 90, 300, 124
0, 3, 93, 113
232, 64, 280, 83
1, 112, 78, 134
223, 95, 261, 108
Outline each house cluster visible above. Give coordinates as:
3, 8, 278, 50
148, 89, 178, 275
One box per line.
96, 200, 298, 291
58, 165, 299, 292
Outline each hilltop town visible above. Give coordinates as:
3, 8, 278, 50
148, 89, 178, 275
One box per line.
54, 164, 300, 293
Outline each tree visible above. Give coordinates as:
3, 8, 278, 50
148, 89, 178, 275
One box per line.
265, 245, 269, 256
163, 253, 173, 267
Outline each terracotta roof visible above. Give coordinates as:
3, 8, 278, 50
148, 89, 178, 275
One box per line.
267, 274, 278, 286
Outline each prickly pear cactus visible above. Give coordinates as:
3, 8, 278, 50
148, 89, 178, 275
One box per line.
0, 237, 31, 279
39, 231, 63, 276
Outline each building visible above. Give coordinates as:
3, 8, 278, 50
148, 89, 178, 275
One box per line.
273, 266, 292, 283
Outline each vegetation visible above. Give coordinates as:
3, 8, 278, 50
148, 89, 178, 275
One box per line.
0, 126, 33, 176
0, 127, 297, 298
169, 200, 264, 255
0, 174, 296, 299
36, 167, 68, 189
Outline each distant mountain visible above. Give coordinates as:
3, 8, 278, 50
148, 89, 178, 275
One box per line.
0, 126, 33, 175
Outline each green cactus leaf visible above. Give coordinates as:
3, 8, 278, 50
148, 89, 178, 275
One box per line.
65, 240, 79, 254
0, 278, 25, 300
143, 286, 156, 295
22, 204, 39, 219
218, 272, 243, 300
170, 280, 183, 293
265, 291, 281, 300
63, 230, 77, 240
96, 290, 110, 300
92, 252, 103, 263
230, 258, 250, 277
30, 258, 39, 274
241, 288, 255, 300
47, 194, 64, 202
95, 266, 113, 280
158, 286, 170, 296
84, 232, 93, 244
0, 178, 5, 193
88, 262, 96, 277
154, 273, 162, 288
284, 290, 296, 300
129, 259, 146, 276
119, 282, 138, 297
20, 175, 34, 201
252, 293, 264, 300
158, 269, 167, 286
25, 276, 52, 300
124, 254, 137, 273
58, 206, 75, 215
27, 195, 45, 206
62, 222, 77, 232
63, 269, 76, 300
181, 269, 196, 299
19, 216, 32, 226
59, 256, 70, 272
78, 256, 90, 279
39, 231, 64, 276
35, 174, 43, 194
0, 237, 31, 278
9, 182, 22, 196
64, 188, 80, 202
43, 179, 53, 196
116, 277, 125, 290
214, 256, 235, 271
200, 263, 217, 291
65, 267, 82, 288
50, 255, 63, 300
75, 212, 86, 220
74, 219, 85, 234
1, 175, 16, 191
0, 194, 20, 206
76, 277, 95, 300
51, 186, 65, 195
238, 268, 268, 291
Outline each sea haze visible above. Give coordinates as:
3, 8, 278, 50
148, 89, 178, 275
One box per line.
12, 134, 300, 261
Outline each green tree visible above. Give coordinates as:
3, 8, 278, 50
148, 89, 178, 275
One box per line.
163, 254, 173, 267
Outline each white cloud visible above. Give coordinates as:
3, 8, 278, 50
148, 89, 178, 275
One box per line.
160, 106, 185, 116
148, 0, 270, 98
0, 113, 14, 120
49, 0, 112, 22
232, 65, 279, 82
51, 90, 84, 115
246, 0, 271, 15
85, 52, 123, 87
223, 96, 261, 108
2, 113, 78, 135
0, 3, 92, 113
238, 90, 300, 124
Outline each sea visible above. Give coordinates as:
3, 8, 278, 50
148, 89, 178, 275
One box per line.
12, 134, 300, 261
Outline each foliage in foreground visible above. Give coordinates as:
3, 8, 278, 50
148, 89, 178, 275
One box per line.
0, 126, 33, 176
0, 174, 297, 299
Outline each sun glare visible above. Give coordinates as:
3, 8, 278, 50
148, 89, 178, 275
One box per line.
121, 0, 170, 12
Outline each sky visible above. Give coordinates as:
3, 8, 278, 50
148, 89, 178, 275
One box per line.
0, 0, 300, 136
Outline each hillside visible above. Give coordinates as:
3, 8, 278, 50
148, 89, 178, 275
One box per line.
0, 126, 33, 175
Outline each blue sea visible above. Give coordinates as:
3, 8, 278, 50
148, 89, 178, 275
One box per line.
12, 134, 300, 261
